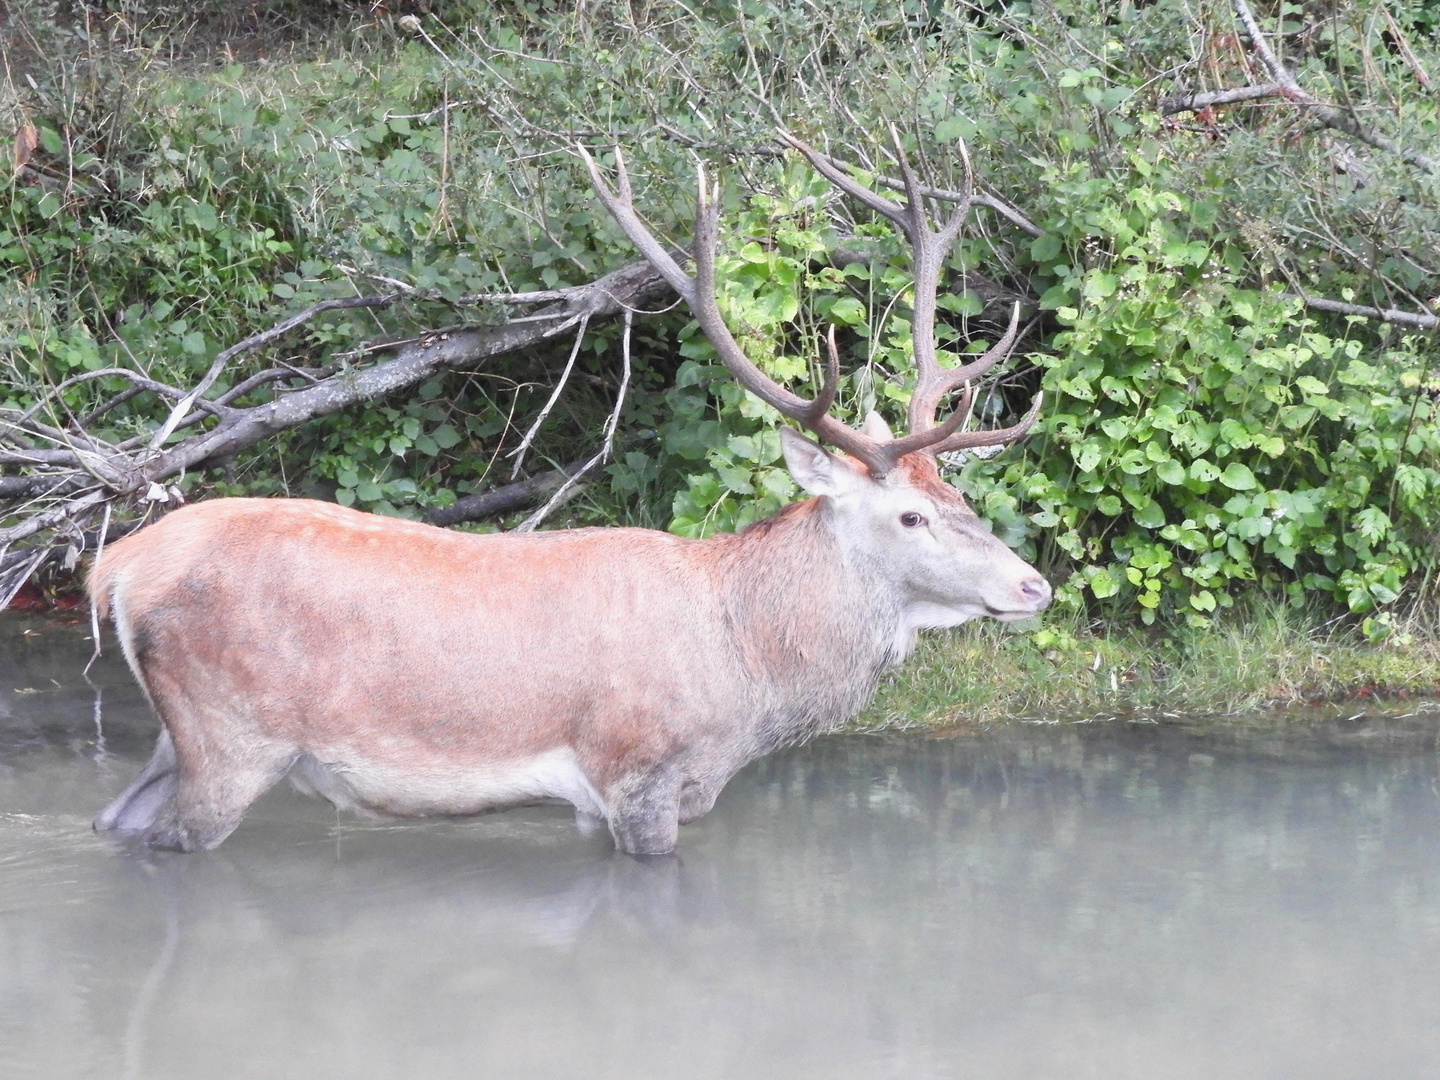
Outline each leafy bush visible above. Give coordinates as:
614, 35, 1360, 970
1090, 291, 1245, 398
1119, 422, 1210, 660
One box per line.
969, 166, 1438, 626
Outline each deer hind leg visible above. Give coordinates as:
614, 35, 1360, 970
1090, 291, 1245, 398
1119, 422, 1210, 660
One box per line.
97, 689, 295, 851
139, 737, 297, 852
94, 728, 179, 833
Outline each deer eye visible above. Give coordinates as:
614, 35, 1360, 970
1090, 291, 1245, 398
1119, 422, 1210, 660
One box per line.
900, 512, 926, 528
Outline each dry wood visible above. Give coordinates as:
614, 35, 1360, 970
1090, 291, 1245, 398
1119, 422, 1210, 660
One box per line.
1165, 0, 1437, 175
426, 459, 591, 527
0, 259, 671, 604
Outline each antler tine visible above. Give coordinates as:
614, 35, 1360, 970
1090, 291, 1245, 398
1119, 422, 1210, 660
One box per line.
907, 301, 1022, 431
887, 128, 952, 436
929, 391, 1044, 455
888, 123, 928, 240
874, 386, 975, 463
577, 145, 697, 306
778, 130, 913, 237
938, 137, 976, 246
693, 174, 893, 475
814, 325, 842, 418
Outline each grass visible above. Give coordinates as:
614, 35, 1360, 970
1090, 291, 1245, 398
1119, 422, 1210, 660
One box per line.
855, 600, 1440, 730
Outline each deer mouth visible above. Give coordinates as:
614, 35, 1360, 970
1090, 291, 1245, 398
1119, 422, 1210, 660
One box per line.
986, 604, 1036, 620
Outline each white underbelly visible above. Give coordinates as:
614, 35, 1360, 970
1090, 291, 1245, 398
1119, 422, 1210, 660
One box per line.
288, 747, 607, 819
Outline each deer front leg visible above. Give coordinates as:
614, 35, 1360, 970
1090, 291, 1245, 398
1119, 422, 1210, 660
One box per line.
605, 765, 681, 856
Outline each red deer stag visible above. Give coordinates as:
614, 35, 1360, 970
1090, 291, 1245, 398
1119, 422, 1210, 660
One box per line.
90, 133, 1050, 855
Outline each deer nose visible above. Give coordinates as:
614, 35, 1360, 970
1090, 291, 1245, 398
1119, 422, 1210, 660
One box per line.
1020, 575, 1052, 609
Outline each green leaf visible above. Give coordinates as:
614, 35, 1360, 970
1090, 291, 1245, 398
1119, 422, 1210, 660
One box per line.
1086, 567, 1120, 598
827, 297, 866, 326
1133, 500, 1165, 529
1031, 234, 1062, 262
1155, 460, 1186, 485
430, 423, 462, 450
1075, 443, 1103, 472
1354, 507, 1391, 543
1218, 463, 1257, 490
1083, 272, 1118, 299
1189, 459, 1219, 483
935, 115, 976, 143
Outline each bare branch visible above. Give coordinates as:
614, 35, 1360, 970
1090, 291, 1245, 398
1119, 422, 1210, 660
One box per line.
1227, 0, 1436, 175
1161, 83, 1286, 115
9, 368, 187, 433
508, 314, 590, 478
146, 293, 403, 451
1380, 6, 1434, 92
426, 459, 591, 527
1294, 295, 1440, 330
516, 309, 635, 532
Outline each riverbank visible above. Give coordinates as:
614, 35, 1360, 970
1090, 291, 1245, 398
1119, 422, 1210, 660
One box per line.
858, 604, 1440, 730
6, 600, 1440, 732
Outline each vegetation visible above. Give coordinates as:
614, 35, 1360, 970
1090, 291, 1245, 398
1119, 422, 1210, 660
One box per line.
860, 601, 1440, 727
3, 0, 1439, 716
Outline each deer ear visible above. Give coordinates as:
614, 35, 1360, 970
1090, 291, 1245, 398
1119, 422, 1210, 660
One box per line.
780, 427, 856, 498
861, 411, 894, 442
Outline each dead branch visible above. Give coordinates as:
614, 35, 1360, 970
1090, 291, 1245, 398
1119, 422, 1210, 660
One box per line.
0, 258, 672, 604
1161, 83, 1286, 115
1170, 0, 1438, 175
146, 293, 404, 450
1380, 6, 1434, 92
516, 309, 635, 532
1294, 295, 1440, 330
427, 459, 591, 527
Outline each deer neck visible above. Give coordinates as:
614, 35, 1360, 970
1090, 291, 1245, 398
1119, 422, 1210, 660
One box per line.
711, 498, 908, 737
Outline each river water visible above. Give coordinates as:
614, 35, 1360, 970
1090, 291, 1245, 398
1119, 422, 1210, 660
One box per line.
3, 614, 1440, 1079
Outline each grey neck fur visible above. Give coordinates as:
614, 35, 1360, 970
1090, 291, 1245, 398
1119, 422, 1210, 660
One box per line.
710, 498, 905, 754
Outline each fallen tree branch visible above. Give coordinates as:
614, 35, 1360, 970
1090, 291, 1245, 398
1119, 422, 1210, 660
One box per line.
1294, 295, 1440, 330
1161, 83, 1285, 115
427, 459, 591, 527
1221, 0, 1437, 175
146, 293, 403, 450
0, 258, 673, 604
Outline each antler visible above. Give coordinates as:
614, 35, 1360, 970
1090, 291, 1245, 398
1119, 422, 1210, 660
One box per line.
780, 130, 1042, 459
580, 145, 897, 475
579, 135, 1039, 478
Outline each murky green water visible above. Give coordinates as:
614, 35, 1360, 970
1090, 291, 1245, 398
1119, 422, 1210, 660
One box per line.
4, 614, 1440, 1079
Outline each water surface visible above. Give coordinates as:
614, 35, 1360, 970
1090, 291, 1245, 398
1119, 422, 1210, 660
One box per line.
3, 615, 1440, 1078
